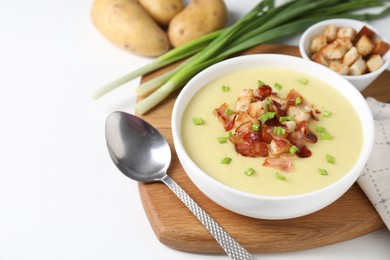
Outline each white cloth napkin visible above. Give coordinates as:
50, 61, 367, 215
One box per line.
357, 98, 390, 231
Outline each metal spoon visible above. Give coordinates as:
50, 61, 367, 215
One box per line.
105, 111, 257, 260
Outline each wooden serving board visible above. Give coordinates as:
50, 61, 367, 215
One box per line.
137, 44, 389, 253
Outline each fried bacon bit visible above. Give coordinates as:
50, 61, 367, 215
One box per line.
263, 154, 294, 172
214, 83, 322, 172
230, 122, 268, 157
254, 85, 272, 101
296, 145, 312, 158
214, 103, 235, 131
286, 89, 304, 107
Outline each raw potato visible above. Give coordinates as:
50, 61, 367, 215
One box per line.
168, 0, 228, 47
137, 0, 185, 27
91, 0, 170, 57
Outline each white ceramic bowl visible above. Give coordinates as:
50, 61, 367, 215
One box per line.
171, 54, 374, 220
299, 18, 389, 92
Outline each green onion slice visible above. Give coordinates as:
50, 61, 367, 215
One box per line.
318, 168, 328, 175
258, 111, 275, 124
245, 167, 256, 176
274, 82, 282, 90
322, 110, 332, 118
275, 172, 286, 180
326, 154, 334, 164
252, 123, 260, 132
298, 76, 308, 85
221, 157, 232, 164
192, 117, 204, 125
289, 145, 299, 155
221, 85, 230, 92
217, 137, 227, 144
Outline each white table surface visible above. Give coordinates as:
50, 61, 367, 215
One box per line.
1, 1, 389, 259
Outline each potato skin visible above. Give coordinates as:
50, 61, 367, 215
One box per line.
91, 0, 170, 57
137, 0, 184, 27
168, 0, 228, 47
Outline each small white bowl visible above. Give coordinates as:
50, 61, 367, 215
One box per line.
172, 54, 374, 220
299, 18, 389, 92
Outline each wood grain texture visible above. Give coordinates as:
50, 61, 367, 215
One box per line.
137, 44, 389, 253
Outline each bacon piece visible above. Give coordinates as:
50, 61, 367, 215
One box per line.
286, 89, 304, 107
287, 130, 305, 148
261, 124, 273, 144
253, 85, 272, 101
214, 103, 235, 131
263, 154, 294, 172
271, 99, 286, 118
229, 121, 268, 157
296, 145, 312, 158
305, 130, 318, 143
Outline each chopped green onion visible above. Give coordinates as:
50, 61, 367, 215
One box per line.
224, 131, 232, 138
326, 154, 334, 164
289, 145, 299, 155
258, 80, 266, 86
320, 132, 333, 140
252, 123, 260, 132
295, 96, 302, 105
94, 0, 390, 114
279, 115, 294, 122
221, 85, 230, 92
274, 82, 282, 90
217, 137, 227, 144
221, 157, 232, 164
265, 97, 272, 108
298, 76, 308, 85
323, 110, 332, 118
245, 167, 256, 176
226, 108, 234, 115
275, 172, 286, 180
192, 117, 204, 125
318, 168, 328, 175
258, 111, 275, 124
315, 126, 327, 133
273, 126, 286, 135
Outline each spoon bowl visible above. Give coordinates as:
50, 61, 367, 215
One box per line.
105, 111, 170, 182
105, 111, 256, 260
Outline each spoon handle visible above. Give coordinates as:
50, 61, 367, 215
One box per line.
161, 175, 257, 260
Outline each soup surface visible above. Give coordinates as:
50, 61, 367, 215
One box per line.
182, 68, 363, 196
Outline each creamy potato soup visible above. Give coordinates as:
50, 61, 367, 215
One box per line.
182, 68, 363, 196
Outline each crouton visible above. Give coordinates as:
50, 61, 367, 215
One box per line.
310, 35, 327, 53
356, 25, 376, 40
356, 34, 376, 56
366, 54, 384, 72
323, 24, 337, 42
372, 37, 390, 56
312, 51, 329, 66
322, 41, 348, 60
343, 47, 360, 66
234, 112, 256, 129
287, 106, 311, 123
248, 100, 266, 118
329, 61, 350, 75
335, 37, 353, 50
235, 89, 253, 112
337, 27, 357, 41
349, 57, 367, 75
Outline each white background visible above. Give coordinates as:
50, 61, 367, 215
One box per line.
0, 1, 389, 259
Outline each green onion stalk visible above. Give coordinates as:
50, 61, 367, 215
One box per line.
92, 0, 390, 114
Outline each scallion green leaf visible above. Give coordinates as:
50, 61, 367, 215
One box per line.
276, 172, 286, 180
318, 168, 328, 175
326, 154, 334, 164
192, 117, 204, 125
221, 157, 232, 164
298, 76, 308, 85
245, 168, 256, 176
221, 85, 230, 92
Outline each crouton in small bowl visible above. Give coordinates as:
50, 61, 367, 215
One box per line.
299, 19, 389, 91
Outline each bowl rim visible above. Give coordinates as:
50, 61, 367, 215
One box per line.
172, 53, 374, 201
298, 18, 390, 80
